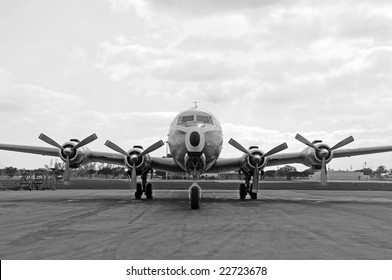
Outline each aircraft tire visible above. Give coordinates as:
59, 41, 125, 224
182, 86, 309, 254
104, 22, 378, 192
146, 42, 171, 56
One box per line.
135, 183, 143, 199
250, 192, 258, 200
239, 183, 247, 199
190, 186, 200, 210
145, 183, 153, 199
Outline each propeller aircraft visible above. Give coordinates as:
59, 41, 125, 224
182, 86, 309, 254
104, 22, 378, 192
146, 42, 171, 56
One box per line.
2, 107, 392, 209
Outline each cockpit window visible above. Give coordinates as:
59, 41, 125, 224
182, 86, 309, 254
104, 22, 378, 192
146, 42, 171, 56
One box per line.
196, 115, 211, 124
180, 115, 194, 122
177, 112, 214, 126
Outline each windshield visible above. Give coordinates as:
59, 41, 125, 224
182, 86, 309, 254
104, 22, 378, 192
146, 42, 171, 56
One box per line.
181, 115, 194, 122
196, 115, 212, 124
177, 113, 213, 126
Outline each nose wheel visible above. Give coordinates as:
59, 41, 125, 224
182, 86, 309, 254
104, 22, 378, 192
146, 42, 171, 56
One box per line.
189, 182, 201, 209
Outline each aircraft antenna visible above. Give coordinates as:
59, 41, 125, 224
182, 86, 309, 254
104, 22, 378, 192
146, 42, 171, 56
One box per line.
192, 101, 199, 109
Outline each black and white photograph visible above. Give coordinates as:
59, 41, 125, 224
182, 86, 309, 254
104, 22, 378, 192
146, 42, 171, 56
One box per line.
1, 0, 392, 278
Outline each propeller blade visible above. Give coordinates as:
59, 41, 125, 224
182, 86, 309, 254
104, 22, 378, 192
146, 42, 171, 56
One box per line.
139, 140, 165, 157
330, 136, 354, 151
228, 138, 252, 156
64, 156, 70, 182
105, 140, 129, 157
130, 162, 137, 190
39, 133, 62, 149
253, 162, 259, 193
263, 142, 288, 158
320, 157, 327, 185
73, 133, 98, 150
295, 133, 319, 150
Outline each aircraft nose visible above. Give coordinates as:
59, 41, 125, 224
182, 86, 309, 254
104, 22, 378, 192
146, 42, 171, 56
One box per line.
190, 131, 200, 147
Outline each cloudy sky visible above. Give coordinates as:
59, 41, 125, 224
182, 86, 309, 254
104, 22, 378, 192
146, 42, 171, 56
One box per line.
1, 0, 392, 171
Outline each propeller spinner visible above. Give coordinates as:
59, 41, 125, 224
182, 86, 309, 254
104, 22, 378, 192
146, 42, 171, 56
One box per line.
39, 133, 98, 183
295, 133, 354, 185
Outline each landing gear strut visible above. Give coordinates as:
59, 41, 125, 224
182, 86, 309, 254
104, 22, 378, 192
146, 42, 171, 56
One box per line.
130, 171, 153, 199
239, 171, 264, 200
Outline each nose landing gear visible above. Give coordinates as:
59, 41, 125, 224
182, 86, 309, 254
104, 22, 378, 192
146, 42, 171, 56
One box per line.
189, 182, 201, 210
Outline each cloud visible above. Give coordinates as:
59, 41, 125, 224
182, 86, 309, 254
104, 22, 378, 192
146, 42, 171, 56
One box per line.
107, 0, 152, 17
0, 69, 82, 119
69, 46, 88, 62
3, 0, 392, 171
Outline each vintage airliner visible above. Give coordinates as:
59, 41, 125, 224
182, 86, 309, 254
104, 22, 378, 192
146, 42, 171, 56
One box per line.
2, 107, 392, 209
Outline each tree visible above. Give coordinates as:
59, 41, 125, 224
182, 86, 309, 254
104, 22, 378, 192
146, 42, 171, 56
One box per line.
111, 166, 126, 179
301, 168, 314, 177
376, 165, 387, 174
98, 166, 113, 179
86, 168, 96, 179
276, 165, 297, 180
264, 170, 276, 178
362, 168, 373, 176
374, 165, 389, 178
76, 163, 97, 178
5, 166, 18, 178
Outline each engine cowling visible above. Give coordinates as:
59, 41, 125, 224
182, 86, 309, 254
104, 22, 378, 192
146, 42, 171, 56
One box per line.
301, 142, 333, 168
58, 140, 89, 168
240, 146, 268, 175
123, 146, 152, 175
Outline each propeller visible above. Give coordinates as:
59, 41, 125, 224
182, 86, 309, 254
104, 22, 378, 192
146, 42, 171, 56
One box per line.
229, 138, 288, 192
295, 133, 354, 185
104, 140, 164, 190
39, 133, 98, 183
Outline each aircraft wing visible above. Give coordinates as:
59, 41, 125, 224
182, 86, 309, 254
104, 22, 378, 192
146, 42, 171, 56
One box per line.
208, 157, 243, 173
209, 153, 304, 173
0, 144, 59, 157
332, 146, 392, 158
86, 151, 124, 165
266, 152, 305, 167
88, 153, 183, 172
0, 143, 125, 165
150, 157, 184, 173
267, 146, 392, 167
209, 145, 392, 172
0, 143, 184, 172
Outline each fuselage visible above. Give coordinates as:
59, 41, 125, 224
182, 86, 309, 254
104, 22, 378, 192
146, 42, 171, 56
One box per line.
167, 108, 223, 175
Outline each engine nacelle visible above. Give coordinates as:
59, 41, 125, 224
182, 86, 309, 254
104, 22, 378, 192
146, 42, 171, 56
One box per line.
301, 142, 333, 168
124, 146, 152, 175
240, 147, 267, 175
58, 140, 89, 168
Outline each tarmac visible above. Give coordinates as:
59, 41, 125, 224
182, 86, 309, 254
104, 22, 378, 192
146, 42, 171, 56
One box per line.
1, 186, 392, 259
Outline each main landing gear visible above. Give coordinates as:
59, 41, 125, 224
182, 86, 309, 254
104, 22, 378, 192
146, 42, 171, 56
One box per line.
133, 172, 153, 199
239, 171, 264, 200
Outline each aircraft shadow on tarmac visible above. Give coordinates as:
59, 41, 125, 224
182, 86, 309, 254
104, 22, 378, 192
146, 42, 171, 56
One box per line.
5, 195, 389, 210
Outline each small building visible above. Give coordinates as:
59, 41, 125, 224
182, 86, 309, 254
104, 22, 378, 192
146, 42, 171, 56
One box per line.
309, 171, 369, 181
200, 173, 219, 180
219, 172, 240, 180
